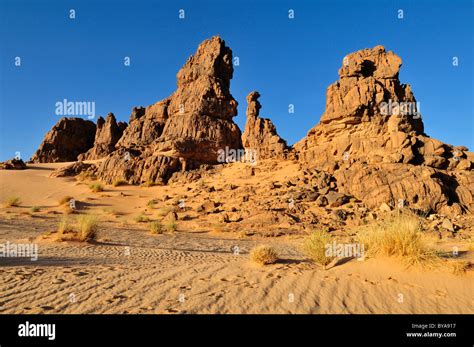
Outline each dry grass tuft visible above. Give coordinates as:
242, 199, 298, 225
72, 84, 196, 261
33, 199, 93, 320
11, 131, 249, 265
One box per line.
57, 214, 99, 242
89, 183, 104, 192
147, 199, 158, 208
134, 214, 150, 223
112, 179, 128, 187
165, 219, 177, 233
302, 230, 335, 269
358, 212, 437, 267
149, 221, 164, 234
3, 196, 21, 207
448, 260, 471, 275
250, 245, 279, 265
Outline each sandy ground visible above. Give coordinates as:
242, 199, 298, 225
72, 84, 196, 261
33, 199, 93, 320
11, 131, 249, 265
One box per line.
0, 163, 473, 314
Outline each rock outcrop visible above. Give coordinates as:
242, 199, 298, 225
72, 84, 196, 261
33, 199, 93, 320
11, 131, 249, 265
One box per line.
97, 36, 242, 184
49, 161, 96, 178
242, 91, 288, 160
31, 118, 96, 163
0, 158, 27, 170
78, 113, 127, 160
295, 45, 474, 215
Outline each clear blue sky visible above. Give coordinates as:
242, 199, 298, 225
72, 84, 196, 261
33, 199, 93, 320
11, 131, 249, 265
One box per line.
0, 0, 472, 161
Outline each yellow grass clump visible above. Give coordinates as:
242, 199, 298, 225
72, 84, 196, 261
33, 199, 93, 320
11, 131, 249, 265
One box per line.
250, 245, 279, 265
149, 221, 164, 234
358, 212, 436, 266
165, 219, 177, 233
3, 196, 21, 207
302, 230, 335, 269
57, 214, 99, 242
89, 183, 104, 192
134, 214, 150, 223
112, 179, 128, 187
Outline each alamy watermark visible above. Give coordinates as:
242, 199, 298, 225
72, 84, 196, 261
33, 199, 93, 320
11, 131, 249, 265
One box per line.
0, 241, 38, 261
217, 146, 257, 165
325, 241, 364, 259
55, 99, 95, 119
380, 99, 421, 119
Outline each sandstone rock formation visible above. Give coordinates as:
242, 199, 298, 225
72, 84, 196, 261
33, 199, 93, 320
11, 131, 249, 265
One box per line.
0, 158, 27, 170
31, 118, 96, 163
97, 36, 242, 184
242, 91, 288, 160
295, 45, 474, 215
78, 113, 127, 160
49, 161, 96, 178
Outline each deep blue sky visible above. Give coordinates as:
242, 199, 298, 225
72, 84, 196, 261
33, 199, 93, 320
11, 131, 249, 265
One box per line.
0, 0, 473, 161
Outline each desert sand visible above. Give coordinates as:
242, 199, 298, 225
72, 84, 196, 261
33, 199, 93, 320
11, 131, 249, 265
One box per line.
0, 162, 472, 314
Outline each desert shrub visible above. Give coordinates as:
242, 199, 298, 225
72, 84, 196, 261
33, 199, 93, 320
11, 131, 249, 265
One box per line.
58, 216, 74, 235
250, 245, 279, 265
358, 212, 435, 266
89, 183, 104, 192
449, 260, 470, 275
112, 179, 128, 187
165, 220, 177, 232
57, 214, 98, 242
134, 214, 150, 223
147, 199, 158, 208
3, 196, 21, 207
149, 221, 164, 234
30, 206, 40, 212
165, 219, 177, 232
302, 230, 335, 268
76, 214, 99, 241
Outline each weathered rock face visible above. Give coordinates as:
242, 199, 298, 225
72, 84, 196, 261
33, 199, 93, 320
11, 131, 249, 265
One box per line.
49, 161, 96, 178
242, 91, 288, 160
0, 158, 27, 170
294, 45, 474, 215
31, 118, 96, 163
78, 113, 127, 160
97, 36, 242, 184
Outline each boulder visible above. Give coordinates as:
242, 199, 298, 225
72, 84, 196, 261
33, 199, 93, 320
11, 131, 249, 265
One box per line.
0, 158, 27, 170
49, 161, 96, 178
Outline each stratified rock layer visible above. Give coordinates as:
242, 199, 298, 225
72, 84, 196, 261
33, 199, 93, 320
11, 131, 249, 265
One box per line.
97, 36, 242, 184
31, 118, 96, 163
295, 45, 474, 215
242, 91, 288, 160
